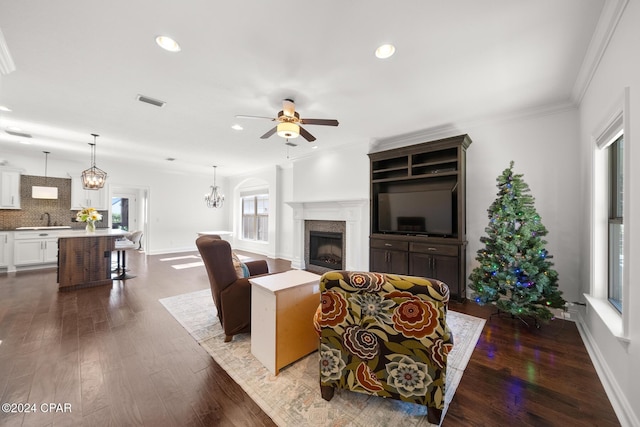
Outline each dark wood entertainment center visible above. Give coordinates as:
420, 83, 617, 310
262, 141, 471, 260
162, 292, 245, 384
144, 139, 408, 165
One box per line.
369, 134, 472, 301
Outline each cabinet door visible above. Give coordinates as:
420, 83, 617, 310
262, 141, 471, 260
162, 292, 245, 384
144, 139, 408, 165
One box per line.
43, 238, 59, 263
432, 254, 459, 295
14, 240, 44, 265
0, 170, 21, 209
86, 186, 108, 210
71, 176, 108, 210
371, 248, 408, 274
370, 248, 388, 272
411, 253, 459, 292
388, 250, 409, 274
0, 233, 8, 267
409, 252, 435, 278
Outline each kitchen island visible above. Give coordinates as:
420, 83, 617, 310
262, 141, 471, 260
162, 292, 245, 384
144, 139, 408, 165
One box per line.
57, 229, 128, 291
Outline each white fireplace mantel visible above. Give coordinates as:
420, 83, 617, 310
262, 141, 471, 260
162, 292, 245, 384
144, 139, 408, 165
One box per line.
286, 199, 369, 271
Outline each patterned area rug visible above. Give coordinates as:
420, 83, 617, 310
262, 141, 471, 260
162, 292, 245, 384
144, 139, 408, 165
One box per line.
160, 289, 485, 426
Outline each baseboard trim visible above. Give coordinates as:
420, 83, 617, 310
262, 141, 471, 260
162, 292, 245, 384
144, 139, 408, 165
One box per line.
575, 312, 638, 427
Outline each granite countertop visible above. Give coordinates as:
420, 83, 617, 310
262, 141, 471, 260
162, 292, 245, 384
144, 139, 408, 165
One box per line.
10, 228, 129, 238
57, 229, 129, 238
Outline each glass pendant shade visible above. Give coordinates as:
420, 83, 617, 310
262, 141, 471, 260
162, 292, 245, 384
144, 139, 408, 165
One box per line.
205, 165, 224, 208
277, 122, 300, 138
81, 134, 107, 190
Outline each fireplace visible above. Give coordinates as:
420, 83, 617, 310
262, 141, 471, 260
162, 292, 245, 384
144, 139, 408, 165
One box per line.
309, 231, 343, 270
286, 199, 368, 271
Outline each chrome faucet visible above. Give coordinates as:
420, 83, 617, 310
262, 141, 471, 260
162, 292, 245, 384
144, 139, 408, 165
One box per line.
41, 212, 51, 227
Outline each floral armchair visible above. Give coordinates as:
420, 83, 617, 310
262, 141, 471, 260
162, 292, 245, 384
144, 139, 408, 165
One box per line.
316, 271, 453, 425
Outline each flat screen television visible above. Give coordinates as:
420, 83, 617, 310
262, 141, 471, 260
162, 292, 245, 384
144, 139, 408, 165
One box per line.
377, 187, 454, 237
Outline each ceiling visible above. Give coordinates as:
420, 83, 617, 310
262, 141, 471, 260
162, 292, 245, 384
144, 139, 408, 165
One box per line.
0, 0, 607, 178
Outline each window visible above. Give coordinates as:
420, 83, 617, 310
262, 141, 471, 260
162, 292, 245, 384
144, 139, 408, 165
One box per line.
607, 134, 624, 313
242, 194, 269, 241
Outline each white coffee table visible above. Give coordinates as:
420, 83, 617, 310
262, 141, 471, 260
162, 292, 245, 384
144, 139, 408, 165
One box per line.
249, 270, 321, 375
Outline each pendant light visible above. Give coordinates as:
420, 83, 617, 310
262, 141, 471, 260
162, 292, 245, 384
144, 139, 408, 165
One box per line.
32, 151, 59, 199
204, 165, 224, 208
81, 133, 107, 190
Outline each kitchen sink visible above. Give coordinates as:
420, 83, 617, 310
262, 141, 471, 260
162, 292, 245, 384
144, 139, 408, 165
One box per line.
15, 226, 72, 230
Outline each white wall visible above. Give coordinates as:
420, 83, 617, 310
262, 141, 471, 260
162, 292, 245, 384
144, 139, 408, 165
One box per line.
291, 142, 370, 202
277, 165, 294, 260
577, 1, 640, 425
463, 110, 582, 303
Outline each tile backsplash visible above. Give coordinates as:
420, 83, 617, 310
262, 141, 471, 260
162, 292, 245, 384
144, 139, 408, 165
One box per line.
0, 175, 107, 230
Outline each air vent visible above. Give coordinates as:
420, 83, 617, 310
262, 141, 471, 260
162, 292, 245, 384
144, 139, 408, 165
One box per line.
285, 141, 298, 147
6, 129, 32, 138
136, 94, 166, 107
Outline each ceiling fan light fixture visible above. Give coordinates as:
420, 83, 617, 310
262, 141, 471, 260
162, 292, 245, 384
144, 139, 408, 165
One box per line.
155, 35, 181, 52
375, 43, 396, 59
277, 122, 299, 139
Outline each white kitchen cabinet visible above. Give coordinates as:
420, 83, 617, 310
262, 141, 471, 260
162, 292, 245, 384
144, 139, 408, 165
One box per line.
43, 238, 59, 263
13, 231, 59, 266
0, 233, 9, 267
70, 175, 109, 210
0, 169, 21, 209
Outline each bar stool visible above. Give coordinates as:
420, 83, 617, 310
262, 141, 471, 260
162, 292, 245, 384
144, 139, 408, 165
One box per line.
113, 231, 142, 280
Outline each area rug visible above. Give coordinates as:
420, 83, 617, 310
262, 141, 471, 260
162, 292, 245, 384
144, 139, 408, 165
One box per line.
160, 289, 485, 426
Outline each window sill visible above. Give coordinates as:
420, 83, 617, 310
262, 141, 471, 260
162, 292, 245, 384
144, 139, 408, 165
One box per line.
239, 239, 269, 245
583, 293, 630, 344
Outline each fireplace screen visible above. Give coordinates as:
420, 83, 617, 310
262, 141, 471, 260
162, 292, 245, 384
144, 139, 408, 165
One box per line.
309, 231, 343, 270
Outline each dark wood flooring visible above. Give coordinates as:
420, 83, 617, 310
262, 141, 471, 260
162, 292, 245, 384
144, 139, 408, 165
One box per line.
0, 250, 620, 426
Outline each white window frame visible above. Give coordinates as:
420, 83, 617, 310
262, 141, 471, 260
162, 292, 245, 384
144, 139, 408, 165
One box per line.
241, 193, 269, 242
586, 87, 630, 343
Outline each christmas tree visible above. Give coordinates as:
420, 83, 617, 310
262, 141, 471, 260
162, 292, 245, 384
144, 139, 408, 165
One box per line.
469, 161, 566, 322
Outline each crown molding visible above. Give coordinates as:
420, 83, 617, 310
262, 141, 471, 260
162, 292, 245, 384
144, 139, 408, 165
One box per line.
0, 27, 16, 75
571, 0, 629, 104
371, 100, 578, 153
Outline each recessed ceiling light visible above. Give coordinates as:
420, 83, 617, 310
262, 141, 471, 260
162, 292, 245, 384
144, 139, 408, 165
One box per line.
312, 145, 318, 149
231, 124, 243, 131
17, 139, 30, 145
375, 43, 396, 59
0, 105, 11, 112
166, 157, 176, 161
155, 35, 181, 52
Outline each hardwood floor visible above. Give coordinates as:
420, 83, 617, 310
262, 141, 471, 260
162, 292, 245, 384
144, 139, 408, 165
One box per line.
0, 250, 620, 426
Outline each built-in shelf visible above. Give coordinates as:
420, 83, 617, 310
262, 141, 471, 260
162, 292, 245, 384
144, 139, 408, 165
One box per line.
368, 134, 472, 301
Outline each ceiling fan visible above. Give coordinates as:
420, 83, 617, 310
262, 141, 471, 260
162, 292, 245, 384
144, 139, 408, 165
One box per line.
236, 99, 339, 142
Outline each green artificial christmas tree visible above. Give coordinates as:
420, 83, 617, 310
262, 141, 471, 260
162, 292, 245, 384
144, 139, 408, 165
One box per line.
469, 161, 566, 323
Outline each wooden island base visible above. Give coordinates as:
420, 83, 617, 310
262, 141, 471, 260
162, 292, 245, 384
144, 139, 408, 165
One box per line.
58, 234, 119, 291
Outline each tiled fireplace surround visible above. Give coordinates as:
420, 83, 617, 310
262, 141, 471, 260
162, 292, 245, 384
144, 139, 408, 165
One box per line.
287, 199, 369, 272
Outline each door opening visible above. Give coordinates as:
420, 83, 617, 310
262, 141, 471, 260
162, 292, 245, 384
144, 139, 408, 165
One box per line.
111, 193, 137, 232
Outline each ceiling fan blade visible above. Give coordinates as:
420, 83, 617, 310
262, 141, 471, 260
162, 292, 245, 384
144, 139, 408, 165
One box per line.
282, 99, 296, 118
299, 126, 316, 142
260, 126, 278, 139
300, 118, 339, 126
236, 115, 276, 121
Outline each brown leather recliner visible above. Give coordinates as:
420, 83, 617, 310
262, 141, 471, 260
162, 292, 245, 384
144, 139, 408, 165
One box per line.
196, 235, 269, 342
